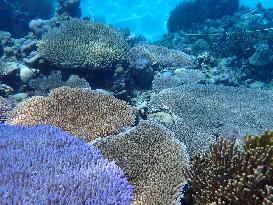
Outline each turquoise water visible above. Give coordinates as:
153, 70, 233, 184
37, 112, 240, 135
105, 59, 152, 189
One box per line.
81, 0, 181, 41
81, 0, 272, 41
241, 0, 271, 8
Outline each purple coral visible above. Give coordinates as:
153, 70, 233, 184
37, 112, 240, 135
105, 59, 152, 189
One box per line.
0, 124, 133, 204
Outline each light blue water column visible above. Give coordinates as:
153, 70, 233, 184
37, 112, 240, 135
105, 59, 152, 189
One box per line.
80, 0, 181, 41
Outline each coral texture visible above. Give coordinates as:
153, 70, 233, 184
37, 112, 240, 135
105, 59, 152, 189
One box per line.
29, 19, 51, 37
183, 137, 273, 205
0, 61, 17, 76
93, 121, 188, 205
0, 96, 12, 122
149, 84, 273, 156
249, 44, 273, 67
167, 0, 239, 33
29, 71, 90, 96
0, 124, 133, 204
57, 0, 81, 17
128, 44, 193, 69
152, 69, 206, 92
8, 86, 135, 141
37, 18, 128, 70
245, 131, 273, 166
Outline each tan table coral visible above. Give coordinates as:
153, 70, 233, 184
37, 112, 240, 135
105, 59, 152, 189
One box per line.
8, 86, 135, 141
93, 121, 189, 205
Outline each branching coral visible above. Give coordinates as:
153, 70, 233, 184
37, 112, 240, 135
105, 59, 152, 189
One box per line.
37, 18, 128, 70
0, 96, 12, 122
149, 84, 273, 156
93, 121, 189, 205
183, 137, 273, 205
8, 86, 135, 141
0, 124, 133, 204
245, 131, 273, 166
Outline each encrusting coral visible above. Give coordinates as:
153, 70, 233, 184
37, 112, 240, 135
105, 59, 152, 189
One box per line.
0, 124, 133, 204
93, 121, 189, 205
37, 18, 128, 70
8, 86, 135, 141
183, 135, 273, 205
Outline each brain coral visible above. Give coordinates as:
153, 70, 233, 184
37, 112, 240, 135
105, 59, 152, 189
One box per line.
93, 121, 189, 205
37, 18, 128, 70
149, 84, 273, 156
128, 44, 194, 69
8, 86, 135, 141
0, 124, 133, 204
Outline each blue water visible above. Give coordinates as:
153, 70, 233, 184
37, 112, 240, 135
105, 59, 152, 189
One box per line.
81, 0, 181, 41
81, 0, 272, 41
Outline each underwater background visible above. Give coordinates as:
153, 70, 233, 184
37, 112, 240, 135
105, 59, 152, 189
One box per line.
0, 0, 273, 204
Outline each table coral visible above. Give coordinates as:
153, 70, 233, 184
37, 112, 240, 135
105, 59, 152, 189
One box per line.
8, 86, 135, 141
0, 124, 133, 204
149, 84, 273, 156
93, 121, 189, 205
37, 18, 128, 70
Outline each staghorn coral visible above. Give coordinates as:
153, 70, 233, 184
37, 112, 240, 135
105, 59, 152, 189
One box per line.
8, 86, 135, 141
149, 84, 273, 156
245, 131, 273, 166
0, 96, 12, 122
128, 44, 193, 69
0, 124, 133, 204
183, 137, 273, 205
93, 121, 189, 205
37, 18, 128, 70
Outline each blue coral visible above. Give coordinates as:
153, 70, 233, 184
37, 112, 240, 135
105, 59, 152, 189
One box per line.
0, 124, 133, 204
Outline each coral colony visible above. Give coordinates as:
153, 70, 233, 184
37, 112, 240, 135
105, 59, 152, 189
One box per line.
0, 0, 273, 204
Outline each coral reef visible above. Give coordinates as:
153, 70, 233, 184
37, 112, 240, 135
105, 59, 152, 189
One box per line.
128, 44, 194, 69
93, 121, 189, 205
37, 18, 128, 70
167, 0, 239, 33
57, 0, 81, 18
0, 0, 54, 37
29, 19, 51, 37
183, 137, 273, 204
249, 43, 273, 67
149, 84, 273, 156
8, 86, 135, 141
0, 60, 17, 77
245, 131, 273, 166
29, 71, 90, 96
0, 96, 12, 122
152, 69, 206, 92
0, 124, 133, 204
130, 58, 154, 89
